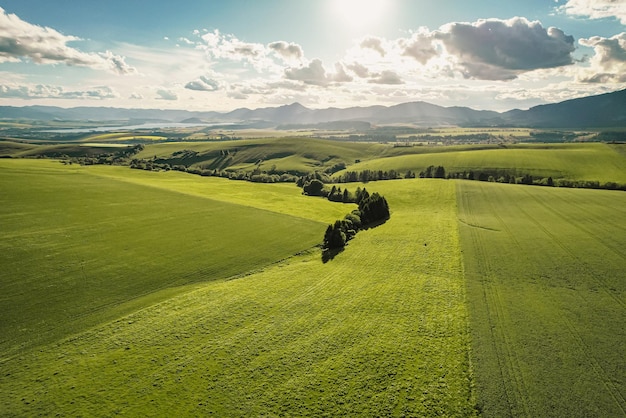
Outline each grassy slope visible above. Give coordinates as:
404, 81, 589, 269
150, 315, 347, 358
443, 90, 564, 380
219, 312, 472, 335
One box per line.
338, 143, 626, 183
135, 137, 389, 173
457, 181, 626, 417
1, 179, 475, 417
0, 160, 330, 357
85, 164, 351, 223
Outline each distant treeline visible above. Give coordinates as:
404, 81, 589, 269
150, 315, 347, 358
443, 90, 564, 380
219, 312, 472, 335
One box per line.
130, 161, 302, 184
129, 157, 625, 192
334, 165, 626, 191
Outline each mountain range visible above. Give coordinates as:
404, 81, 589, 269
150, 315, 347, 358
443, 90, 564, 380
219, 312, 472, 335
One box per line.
1, 89, 625, 128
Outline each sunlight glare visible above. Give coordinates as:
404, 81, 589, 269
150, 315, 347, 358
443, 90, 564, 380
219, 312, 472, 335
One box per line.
330, 0, 389, 30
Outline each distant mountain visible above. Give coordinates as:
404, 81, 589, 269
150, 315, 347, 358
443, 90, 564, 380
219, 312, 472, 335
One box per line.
1, 89, 625, 128
502, 89, 626, 128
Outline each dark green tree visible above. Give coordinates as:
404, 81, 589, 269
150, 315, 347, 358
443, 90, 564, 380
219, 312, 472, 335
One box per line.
303, 179, 324, 196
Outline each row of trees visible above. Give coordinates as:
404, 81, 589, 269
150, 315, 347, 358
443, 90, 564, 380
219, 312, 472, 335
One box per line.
322, 192, 390, 261
302, 179, 378, 205
446, 168, 626, 190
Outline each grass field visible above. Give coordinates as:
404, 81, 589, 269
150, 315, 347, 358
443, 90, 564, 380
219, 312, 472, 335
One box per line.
457, 181, 626, 417
133, 137, 388, 173
0, 172, 475, 416
0, 160, 336, 357
1, 146, 625, 416
338, 143, 626, 183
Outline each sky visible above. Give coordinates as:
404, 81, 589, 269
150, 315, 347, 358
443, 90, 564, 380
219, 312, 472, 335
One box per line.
0, 0, 625, 112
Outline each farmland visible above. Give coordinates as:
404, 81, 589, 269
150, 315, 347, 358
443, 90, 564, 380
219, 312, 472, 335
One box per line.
1, 167, 474, 416
0, 139, 625, 416
458, 181, 626, 417
0, 159, 340, 356
341, 142, 626, 184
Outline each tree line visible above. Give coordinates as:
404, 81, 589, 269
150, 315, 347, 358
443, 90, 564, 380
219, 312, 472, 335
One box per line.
322, 191, 390, 261
299, 178, 390, 261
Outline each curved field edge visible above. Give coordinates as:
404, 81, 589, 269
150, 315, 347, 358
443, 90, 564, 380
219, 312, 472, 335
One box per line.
0, 179, 476, 417
0, 160, 331, 356
457, 181, 626, 417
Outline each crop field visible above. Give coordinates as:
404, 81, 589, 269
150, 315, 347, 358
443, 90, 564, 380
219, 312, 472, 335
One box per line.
0, 160, 335, 356
1, 141, 625, 416
0, 173, 475, 416
341, 143, 626, 183
457, 181, 626, 417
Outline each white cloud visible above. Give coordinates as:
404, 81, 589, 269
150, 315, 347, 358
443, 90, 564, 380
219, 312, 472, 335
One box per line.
558, 0, 626, 24
578, 33, 626, 83
347, 62, 371, 78
185, 76, 220, 91
0, 83, 118, 99
436, 17, 576, 80
0, 7, 135, 74
284, 59, 355, 86
156, 88, 178, 100
268, 41, 304, 62
360, 37, 386, 56
368, 70, 404, 85
332, 62, 353, 83
285, 59, 328, 86
199, 29, 273, 71
398, 29, 438, 65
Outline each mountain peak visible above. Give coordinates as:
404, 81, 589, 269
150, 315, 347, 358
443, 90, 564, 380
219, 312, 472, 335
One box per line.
281, 102, 308, 110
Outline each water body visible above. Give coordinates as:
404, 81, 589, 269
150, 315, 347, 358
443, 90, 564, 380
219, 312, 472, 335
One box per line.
43, 122, 232, 133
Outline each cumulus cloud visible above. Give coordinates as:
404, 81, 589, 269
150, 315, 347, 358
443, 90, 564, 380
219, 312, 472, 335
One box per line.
332, 62, 353, 83
199, 29, 270, 70
578, 33, 626, 83
156, 89, 178, 100
368, 70, 404, 85
360, 37, 386, 56
558, 0, 626, 24
398, 30, 438, 65
0, 7, 135, 74
0, 84, 118, 99
436, 17, 575, 80
185, 76, 220, 91
268, 41, 303, 61
347, 62, 371, 78
284, 59, 329, 86
284, 59, 355, 86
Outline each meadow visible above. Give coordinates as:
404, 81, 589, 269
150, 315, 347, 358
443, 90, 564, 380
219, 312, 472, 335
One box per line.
1, 168, 475, 416
0, 160, 340, 356
458, 181, 626, 417
341, 143, 626, 183
0, 139, 625, 416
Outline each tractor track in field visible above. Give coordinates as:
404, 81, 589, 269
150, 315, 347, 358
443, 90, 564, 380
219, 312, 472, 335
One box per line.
517, 187, 625, 310
481, 184, 532, 417
458, 184, 523, 417
513, 188, 626, 414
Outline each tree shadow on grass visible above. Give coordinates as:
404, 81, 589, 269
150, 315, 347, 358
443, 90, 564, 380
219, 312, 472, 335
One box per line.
360, 216, 389, 230
321, 216, 389, 263
322, 247, 344, 264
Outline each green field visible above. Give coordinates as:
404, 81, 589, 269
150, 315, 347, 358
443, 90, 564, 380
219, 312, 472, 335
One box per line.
340, 143, 626, 183
458, 181, 626, 417
0, 160, 341, 356
1, 166, 474, 416
1, 141, 625, 417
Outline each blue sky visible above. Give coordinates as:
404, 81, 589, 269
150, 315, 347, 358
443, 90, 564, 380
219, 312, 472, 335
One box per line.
0, 0, 625, 111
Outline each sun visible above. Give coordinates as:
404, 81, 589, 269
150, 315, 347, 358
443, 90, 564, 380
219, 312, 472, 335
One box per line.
330, 0, 390, 31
